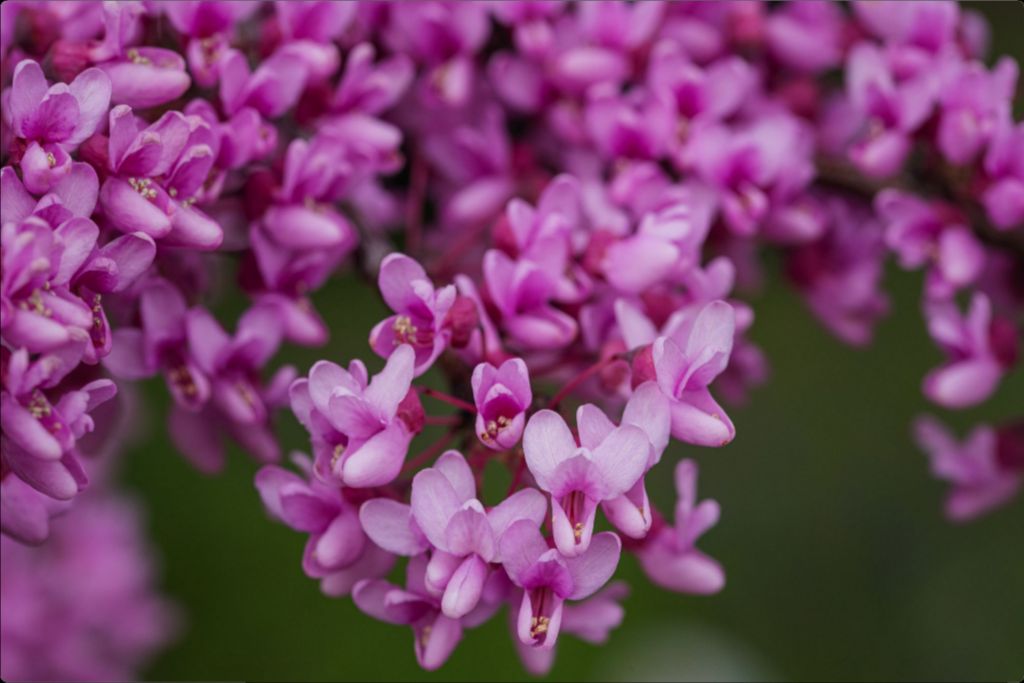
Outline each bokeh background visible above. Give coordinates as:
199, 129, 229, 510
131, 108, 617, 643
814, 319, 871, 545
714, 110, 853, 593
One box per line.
106, 3, 1024, 681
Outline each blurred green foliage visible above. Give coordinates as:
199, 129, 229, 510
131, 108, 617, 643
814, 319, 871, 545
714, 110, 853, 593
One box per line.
117, 3, 1024, 680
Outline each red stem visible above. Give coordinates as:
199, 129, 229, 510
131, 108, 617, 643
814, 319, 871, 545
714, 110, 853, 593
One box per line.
546, 354, 622, 409
424, 415, 461, 427
402, 427, 458, 474
405, 150, 428, 256
419, 387, 476, 413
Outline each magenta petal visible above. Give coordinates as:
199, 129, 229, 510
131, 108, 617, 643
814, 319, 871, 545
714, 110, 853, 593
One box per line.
312, 510, 365, 570
9, 60, 48, 135
922, 359, 1002, 409
168, 404, 224, 474
0, 166, 36, 224
576, 404, 615, 451
359, 498, 428, 556
0, 475, 54, 544
340, 422, 410, 487
639, 537, 726, 595
441, 554, 488, 618
66, 67, 112, 146
433, 450, 476, 502
262, 204, 345, 249
601, 478, 651, 539
669, 388, 735, 447
101, 54, 191, 109
444, 508, 495, 560
99, 178, 173, 238
410, 468, 462, 549
590, 425, 650, 497
498, 519, 549, 585
415, 614, 463, 671
523, 410, 576, 490
565, 531, 622, 600
487, 488, 548, 557
164, 205, 224, 250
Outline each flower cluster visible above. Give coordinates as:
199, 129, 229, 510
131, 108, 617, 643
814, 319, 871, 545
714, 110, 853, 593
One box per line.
1, 0, 1021, 675
0, 491, 178, 681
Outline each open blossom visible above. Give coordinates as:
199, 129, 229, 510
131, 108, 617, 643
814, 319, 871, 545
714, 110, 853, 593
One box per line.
523, 407, 649, 556
915, 417, 1023, 522
99, 105, 223, 250
637, 459, 725, 595
353, 554, 498, 671
4, 59, 111, 193
513, 582, 628, 676
499, 519, 621, 650
650, 300, 736, 447
406, 450, 546, 617
484, 249, 578, 351
256, 453, 393, 596
290, 344, 421, 487
472, 358, 531, 450
922, 293, 1016, 409
370, 253, 456, 376
876, 190, 985, 299
88, 1, 191, 109
981, 121, 1024, 230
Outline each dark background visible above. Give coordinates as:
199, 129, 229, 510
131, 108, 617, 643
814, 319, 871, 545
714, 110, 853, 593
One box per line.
117, 3, 1024, 681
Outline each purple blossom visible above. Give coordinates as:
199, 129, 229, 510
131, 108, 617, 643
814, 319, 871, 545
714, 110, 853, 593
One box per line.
915, 417, 1022, 522
290, 344, 421, 487
651, 300, 736, 447
256, 453, 393, 595
637, 459, 725, 595
523, 407, 649, 556
4, 59, 111, 193
472, 358, 532, 450
484, 249, 578, 351
90, 2, 192, 109
876, 190, 985, 299
981, 121, 1024, 230
370, 253, 456, 377
353, 555, 470, 670
404, 450, 546, 617
499, 518, 621, 650
922, 293, 1014, 409
99, 105, 223, 250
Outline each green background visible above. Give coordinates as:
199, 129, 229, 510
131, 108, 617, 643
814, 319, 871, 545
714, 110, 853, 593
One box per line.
116, 3, 1024, 681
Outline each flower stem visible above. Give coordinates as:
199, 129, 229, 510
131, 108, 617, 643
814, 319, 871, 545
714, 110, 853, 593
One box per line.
546, 353, 623, 409
419, 387, 476, 413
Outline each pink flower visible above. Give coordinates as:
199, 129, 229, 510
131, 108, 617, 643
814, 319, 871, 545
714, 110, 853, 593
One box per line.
523, 407, 649, 556
404, 450, 547, 617
353, 554, 475, 671
290, 344, 421, 487
651, 300, 737, 447
99, 105, 223, 250
922, 293, 1015, 409
499, 519, 621, 650
4, 59, 111, 193
483, 249, 578, 351
637, 459, 725, 595
472, 358, 531, 450
256, 453, 393, 595
370, 253, 456, 377
915, 417, 1022, 522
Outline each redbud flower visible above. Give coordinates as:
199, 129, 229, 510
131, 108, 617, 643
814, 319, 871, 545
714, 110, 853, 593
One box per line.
652, 300, 737, 447
409, 450, 546, 617
499, 519, 621, 650
290, 344, 419, 487
922, 293, 1013, 409
637, 459, 725, 595
472, 358, 531, 450
370, 253, 456, 376
915, 417, 1022, 522
523, 408, 649, 556
5, 60, 111, 194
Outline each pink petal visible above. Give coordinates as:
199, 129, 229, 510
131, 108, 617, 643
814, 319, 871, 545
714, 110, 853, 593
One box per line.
410, 467, 463, 549
590, 425, 650, 497
340, 421, 410, 487
565, 531, 621, 600
576, 403, 615, 450
434, 450, 476, 502
359, 498, 428, 556
441, 554, 488, 618
523, 410, 576, 490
